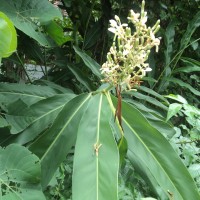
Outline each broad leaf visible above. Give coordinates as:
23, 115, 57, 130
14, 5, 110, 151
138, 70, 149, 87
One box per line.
0, 12, 17, 58
73, 93, 119, 200
0, 0, 62, 47
119, 99, 200, 200
29, 93, 92, 188
0, 144, 45, 200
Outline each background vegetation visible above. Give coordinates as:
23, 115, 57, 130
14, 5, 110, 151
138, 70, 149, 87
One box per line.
0, 0, 199, 199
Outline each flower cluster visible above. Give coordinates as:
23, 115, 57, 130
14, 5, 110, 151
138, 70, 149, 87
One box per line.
101, 0, 160, 90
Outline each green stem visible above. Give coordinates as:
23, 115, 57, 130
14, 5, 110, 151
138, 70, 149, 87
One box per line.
105, 91, 124, 137
15, 52, 32, 83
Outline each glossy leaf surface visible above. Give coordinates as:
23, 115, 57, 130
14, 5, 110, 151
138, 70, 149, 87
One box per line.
0, 12, 17, 58
120, 99, 200, 200
73, 93, 119, 200
29, 93, 92, 188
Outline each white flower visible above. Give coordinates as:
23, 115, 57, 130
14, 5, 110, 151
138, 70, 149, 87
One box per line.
110, 19, 118, 27
128, 10, 140, 23
101, 0, 160, 90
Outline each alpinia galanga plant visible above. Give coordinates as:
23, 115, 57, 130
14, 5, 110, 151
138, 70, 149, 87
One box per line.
0, 1, 200, 200
101, 0, 160, 90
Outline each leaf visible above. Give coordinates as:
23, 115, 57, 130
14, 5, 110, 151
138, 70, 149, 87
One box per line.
9, 94, 75, 143
179, 10, 200, 51
45, 20, 72, 46
119, 100, 200, 200
0, 83, 63, 106
0, 12, 17, 58
164, 21, 176, 67
166, 103, 183, 121
72, 93, 119, 200
165, 77, 200, 96
173, 57, 200, 73
73, 46, 102, 78
124, 90, 168, 111
165, 94, 188, 104
68, 64, 96, 91
83, 20, 103, 49
29, 93, 92, 188
126, 99, 175, 138
0, 0, 62, 47
137, 86, 169, 104
34, 79, 73, 93
0, 144, 45, 200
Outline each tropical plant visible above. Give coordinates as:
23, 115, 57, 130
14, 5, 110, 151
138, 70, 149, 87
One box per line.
0, 0, 200, 200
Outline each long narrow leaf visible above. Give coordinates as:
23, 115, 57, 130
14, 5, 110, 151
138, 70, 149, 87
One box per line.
179, 11, 200, 50
72, 93, 119, 200
68, 64, 96, 91
73, 46, 102, 78
166, 77, 200, 96
0, 83, 62, 105
29, 93, 91, 188
11, 94, 76, 144
120, 100, 200, 200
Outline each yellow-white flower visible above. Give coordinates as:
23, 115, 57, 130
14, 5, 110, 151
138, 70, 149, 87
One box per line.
101, 0, 161, 90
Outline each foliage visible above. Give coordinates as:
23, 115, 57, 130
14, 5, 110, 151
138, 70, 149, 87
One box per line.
0, 144, 45, 199
0, 0, 200, 200
0, 12, 17, 60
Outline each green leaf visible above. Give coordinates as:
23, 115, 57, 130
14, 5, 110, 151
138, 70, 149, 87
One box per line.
0, 83, 63, 106
166, 103, 182, 121
164, 21, 176, 67
124, 90, 168, 110
68, 64, 96, 91
73, 93, 119, 200
83, 20, 103, 49
29, 93, 92, 188
34, 79, 73, 93
179, 10, 200, 51
73, 46, 102, 78
0, 12, 17, 58
120, 100, 200, 200
126, 98, 175, 138
137, 86, 169, 105
165, 77, 200, 96
45, 20, 72, 46
8, 94, 75, 143
0, 144, 45, 199
165, 94, 188, 104
173, 57, 200, 73
0, 0, 62, 47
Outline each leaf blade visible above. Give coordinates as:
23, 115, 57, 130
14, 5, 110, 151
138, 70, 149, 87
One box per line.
72, 94, 119, 200
121, 100, 200, 200
29, 93, 92, 188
